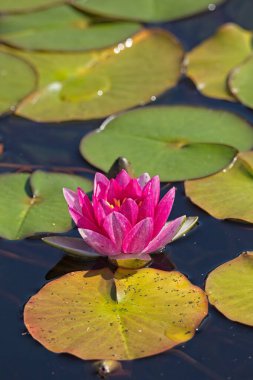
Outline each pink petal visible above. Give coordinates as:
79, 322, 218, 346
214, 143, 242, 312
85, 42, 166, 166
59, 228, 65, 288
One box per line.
137, 173, 151, 188
124, 178, 142, 200
94, 172, 109, 199
103, 212, 132, 250
69, 207, 99, 231
143, 216, 186, 254
77, 187, 95, 222
115, 169, 131, 188
122, 217, 153, 254
142, 176, 160, 206
138, 196, 155, 221
92, 198, 111, 226
107, 179, 122, 204
63, 188, 81, 213
119, 198, 139, 225
153, 187, 176, 236
78, 228, 119, 255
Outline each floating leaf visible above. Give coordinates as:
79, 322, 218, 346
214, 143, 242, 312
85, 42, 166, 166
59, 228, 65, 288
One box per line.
0, 171, 92, 240
206, 252, 253, 326
80, 106, 253, 181
186, 24, 252, 100
0, 51, 36, 115
0, 5, 141, 51
185, 152, 253, 224
0, 29, 183, 122
24, 268, 208, 360
229, 55, 253, 109
73, 0, 224, 22
0, 0, 63, 13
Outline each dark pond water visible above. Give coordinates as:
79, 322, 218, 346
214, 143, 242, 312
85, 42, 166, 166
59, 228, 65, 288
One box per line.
1, 0, 253, 379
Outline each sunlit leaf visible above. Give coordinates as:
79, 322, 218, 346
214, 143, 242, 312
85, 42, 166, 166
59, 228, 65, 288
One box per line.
0, 0, 63, 13
206, 252, 253, 326
0, 5, 141, 51
185, 152, 253, 224
0, 171, 92, 240
229, 55, 253, 109
0, 29, 183, 122
80, 106, 253, 181
186, 24, 252, 101
72, 0, 224, 22
24, 268, 208, 360
0, 51, 36, 115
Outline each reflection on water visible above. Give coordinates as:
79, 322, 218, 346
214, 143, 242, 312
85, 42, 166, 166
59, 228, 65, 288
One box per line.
1, 0, 253, 379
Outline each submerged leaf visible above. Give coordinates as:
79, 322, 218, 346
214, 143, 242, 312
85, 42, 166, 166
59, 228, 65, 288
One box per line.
206, 252, 253, 326
24, 268, 208, 360
0, 171, 92, 240
185, 152, 253, 224
0, 5, 141, 51
80, 106, 253, 181
186, 24, 252, 100
0, 29, 183, 122
72, 0, 224, 22
0, 51, 36, 115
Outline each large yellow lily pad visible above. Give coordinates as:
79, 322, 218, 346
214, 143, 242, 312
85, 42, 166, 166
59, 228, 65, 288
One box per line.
186, 24, 252, 101
24, 268, 208, 360
0, 51, 36, 115
206, 252, 253, 326
185, 151, 253, 224
0, 5, 141, 51
0, 29, 183, 122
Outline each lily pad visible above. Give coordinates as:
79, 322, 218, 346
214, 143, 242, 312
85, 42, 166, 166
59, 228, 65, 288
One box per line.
0, 30, 183, 122
24, 268, 208, 360
72, 0, 224, 22
0, 51, 36, 115
80, 106, 253, 181
206, 252, 253, 326
186, 24, 252, 101
0, 170, 92, 240
229, 55, 253, 109
0, 0, 63, 13
185, 152, 253, 224
0, 5, 141, 51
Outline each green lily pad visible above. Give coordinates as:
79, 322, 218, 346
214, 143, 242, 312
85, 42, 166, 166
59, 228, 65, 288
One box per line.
0, 170, 92, 240
0, 0, 63, 13
206, 252, 253, 326
80, 106, 253, 181
186, 24, 253, 101
24, 268, 208, 360
0, 51, 36, 115
0, 30, 183, 122
0, 5, 141, 51
185, 152, 253, 224
228, 55, 253, 109
72, 0, 224, 22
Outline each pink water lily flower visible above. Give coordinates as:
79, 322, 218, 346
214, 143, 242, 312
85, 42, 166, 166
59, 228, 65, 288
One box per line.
63, 170, 185, 256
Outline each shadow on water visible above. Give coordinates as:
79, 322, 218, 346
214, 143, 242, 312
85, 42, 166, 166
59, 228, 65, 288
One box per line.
1, 0, 253, 379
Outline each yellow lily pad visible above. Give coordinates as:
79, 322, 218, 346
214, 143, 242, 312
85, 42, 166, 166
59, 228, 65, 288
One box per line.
229, 55, 253, 109
0, 51, 36, 115
0, 5, 141, 51
186, 24, 252, 101
206, 252, 253, 326
24, 268, 208, 360
185, 151, 253, 224
0, 29, 183, 122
